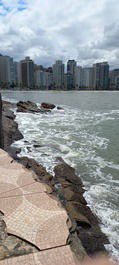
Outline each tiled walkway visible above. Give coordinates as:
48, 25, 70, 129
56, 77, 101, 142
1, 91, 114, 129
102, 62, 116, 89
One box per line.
0, 246, 78, 265
0, 149, 78, 264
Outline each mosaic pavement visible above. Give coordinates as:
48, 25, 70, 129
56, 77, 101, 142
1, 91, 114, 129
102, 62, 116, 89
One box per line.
0, 149, 78, 264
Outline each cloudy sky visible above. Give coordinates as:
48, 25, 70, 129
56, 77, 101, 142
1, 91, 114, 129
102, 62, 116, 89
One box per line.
0, 0, 119, 68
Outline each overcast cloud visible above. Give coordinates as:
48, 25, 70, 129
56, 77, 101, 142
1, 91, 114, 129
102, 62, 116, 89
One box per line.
0, 0, 119, 68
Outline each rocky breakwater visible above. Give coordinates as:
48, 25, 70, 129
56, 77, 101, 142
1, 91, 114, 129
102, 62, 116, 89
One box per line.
0, 98, 109, 261
17, 156, 109, 257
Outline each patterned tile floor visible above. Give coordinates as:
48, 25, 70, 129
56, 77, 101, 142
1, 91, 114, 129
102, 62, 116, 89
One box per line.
0, 149, 78, 264
0, 246, 79, 265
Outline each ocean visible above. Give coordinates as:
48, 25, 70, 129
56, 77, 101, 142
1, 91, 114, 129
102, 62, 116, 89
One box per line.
2, 90, 119, 260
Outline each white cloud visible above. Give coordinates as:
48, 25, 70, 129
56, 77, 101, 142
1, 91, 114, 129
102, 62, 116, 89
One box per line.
0, 0, 119, 68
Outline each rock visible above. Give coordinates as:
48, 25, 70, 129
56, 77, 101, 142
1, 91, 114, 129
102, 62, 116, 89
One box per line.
3, 110, 15, 120
53, 161, 109, 256
54, 163, 83, 186
0, 98, 23, 148
57, 106, 64, 110
16, 101, 41, 113
67, 232, 87, 262
33, 144, 42, 148
16, 101, 51, 114
2, 110, 23, 148
4, 146, 21, 159
2, 101, 16, 108
17, 157, 53, 183
41, 102, 56, 109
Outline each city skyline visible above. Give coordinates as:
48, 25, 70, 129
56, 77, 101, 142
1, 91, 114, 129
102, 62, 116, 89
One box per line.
0, 0, 119, 68
0, 54, 117, 89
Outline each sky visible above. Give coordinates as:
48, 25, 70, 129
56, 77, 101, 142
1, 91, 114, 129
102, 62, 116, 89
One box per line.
0, 0, 119, 68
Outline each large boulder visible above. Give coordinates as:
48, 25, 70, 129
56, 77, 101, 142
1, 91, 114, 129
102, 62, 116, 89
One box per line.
41, 102, 56, 109
16, 101, 50, 114
2, 100, 23, 148
16, 101, 41, 113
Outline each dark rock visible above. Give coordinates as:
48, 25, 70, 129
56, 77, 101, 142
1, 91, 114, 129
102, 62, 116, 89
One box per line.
33, 144, 42, 148
2, 110, 15, 120
2, 101, 16, 108
54, 163, 83, 186
16, 101, 51, 114
0, 98, 23, 149
2, 110, 23, 148
16, 101, 41, 113
41, 102, 56, 109
53, 161, 109, 256
4, 146, 21, 159
57, 106, 64, 110
17, 157, 53, 183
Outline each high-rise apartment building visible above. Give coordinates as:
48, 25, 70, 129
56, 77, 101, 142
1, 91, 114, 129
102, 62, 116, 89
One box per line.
34, 70, 44, 89
0, 55, 15, 86
75, 66, 82, 89
20, 57, 34, 87
43, 71, 53, 89
34, 69, 53, 89
64, 72, 73, 90
53, 60, 64, 89
81, 67, 94, 89
93, 62, 109, 89
109, 69, 119, 89
67, 60, 77, 88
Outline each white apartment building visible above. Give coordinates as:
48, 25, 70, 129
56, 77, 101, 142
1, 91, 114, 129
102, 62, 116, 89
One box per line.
34, 70, 44, 88
53, 60, 64, 89
67, 60, 77, 87
0, 55, 15, 86
82, 67, 93, 88
34, 70, 53, 89
75, 66, 82, 89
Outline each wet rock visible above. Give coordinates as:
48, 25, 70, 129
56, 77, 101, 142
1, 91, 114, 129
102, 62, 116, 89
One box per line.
33, 144, 43, 148
17, 157, 53, 183
0, 98, 23, 149
2, 110, 23, 148
2, 110, 15, 120
57, 106, 64, 110
53, 161, 109, 256
16, 101, 51, 114
41, 102, 56, 109
54, 163, 83, 186
2, 101, 16, 108
4, 146, 21, 159
16, 101, 41, 113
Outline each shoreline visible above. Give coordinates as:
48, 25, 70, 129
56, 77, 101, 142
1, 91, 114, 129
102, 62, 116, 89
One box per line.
0, 96, 109, 261
0, 89, 119, 93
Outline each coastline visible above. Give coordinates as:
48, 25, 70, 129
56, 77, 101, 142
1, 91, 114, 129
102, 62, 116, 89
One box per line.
0, 89, 119, 93
0, 95, 109, 261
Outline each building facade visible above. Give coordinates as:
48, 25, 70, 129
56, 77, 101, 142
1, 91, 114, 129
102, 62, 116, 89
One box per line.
93, 62, 109, 89
20, 57, 34, 87
64, 72, 73, 90
53, 60, 64, 89
67, 60, 77, 88
0, 55, 15, 87
75, 66, 82, 89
